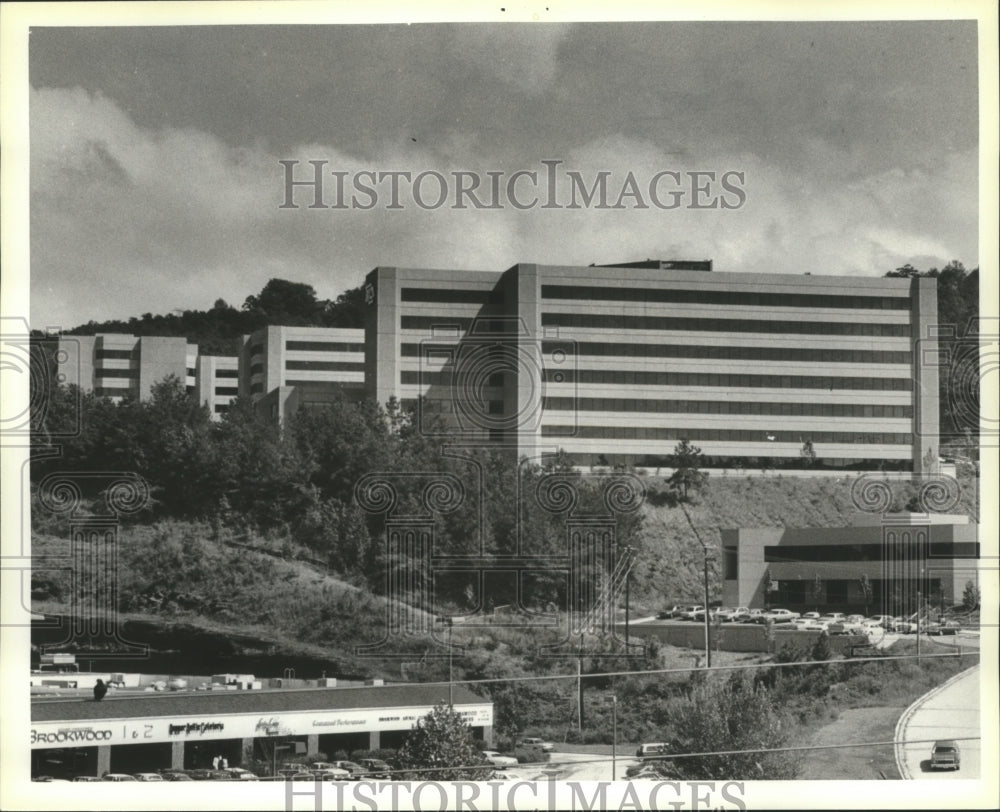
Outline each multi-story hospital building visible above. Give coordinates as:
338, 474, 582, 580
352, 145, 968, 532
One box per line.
364, 260, 938, 474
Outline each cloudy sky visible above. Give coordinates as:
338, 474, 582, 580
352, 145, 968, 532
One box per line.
28, 19, 979, 329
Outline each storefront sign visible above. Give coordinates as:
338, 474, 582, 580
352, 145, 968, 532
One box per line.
168, 721, 225, 736
32, 703, 492, 748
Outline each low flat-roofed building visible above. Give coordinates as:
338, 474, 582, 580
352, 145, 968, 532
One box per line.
30, 683, 492, 779
721, 514, 979, 614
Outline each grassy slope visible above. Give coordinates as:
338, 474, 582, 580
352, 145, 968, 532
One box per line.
31, 473, 979, 678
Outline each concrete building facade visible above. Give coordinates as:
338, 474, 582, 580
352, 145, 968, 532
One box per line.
238, 326, 365, 415
364, 261, 940, 474
55, 334, 198, 402
194, 355, 239, 419
720, 514, 979, 613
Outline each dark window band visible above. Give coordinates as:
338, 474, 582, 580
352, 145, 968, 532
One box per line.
95, 349, 134, 360
401, 288, 495, 304
541, 311, 911, 337
285, 341, 365, 353
541, 425, 912, 444
541, 284, 911, 310
543, 396, 912, 418
543, 341, 909, 365
95, 369, 139, 379
544, 368, 911, 391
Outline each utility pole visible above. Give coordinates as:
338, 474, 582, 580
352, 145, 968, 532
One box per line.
624, 545, 633, 645
703, 553, 712, 668
680, 501, 714, 668
611, 694, 618, 781
448, 619, 454, 707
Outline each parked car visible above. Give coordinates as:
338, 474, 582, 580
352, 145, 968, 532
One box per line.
930, 740, 961, 771
161, 772, 194, 781
358, 759, 392, 779
482, 751, 518, 768
744, 609, 767, 624
933, 619, 962, 636
72, 776, 103, 782
101, 774, 137, 782
677, 605, 705, 621
331, 760, 367, 779
634, 742, 668, 761
518, 737, 555, 752
289, 772, 318, 781
763, 608, 800, 623
166, 677, 188, 691
657, 605, 682, 619
868, 615, 895, 628
133, 773, 164, 781
312, 767, 352, 781
800, 612, 822, 621
722, 607, 751, 622
224, 768, 258, 780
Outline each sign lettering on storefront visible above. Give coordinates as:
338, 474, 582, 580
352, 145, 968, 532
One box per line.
168, 721, 225, 736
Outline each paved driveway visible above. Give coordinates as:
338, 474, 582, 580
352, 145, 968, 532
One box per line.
895, 665, 979, 779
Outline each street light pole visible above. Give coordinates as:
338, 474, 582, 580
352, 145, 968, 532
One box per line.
625, 545, 632, 645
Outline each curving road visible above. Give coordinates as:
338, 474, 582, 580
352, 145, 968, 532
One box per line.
895, 665, 979, 779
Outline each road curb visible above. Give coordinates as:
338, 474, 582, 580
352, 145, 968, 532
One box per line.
893, 664, 979, 780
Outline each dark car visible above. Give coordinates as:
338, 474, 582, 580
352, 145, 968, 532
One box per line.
930, 740, 961, 771
359, 758, 392, 779
331, 760, 367, 779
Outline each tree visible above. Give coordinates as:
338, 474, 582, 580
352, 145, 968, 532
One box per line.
808, 574, 823, 612
667, 670, 799, 780
667, 439, 707, 501
242, 278, 322, 324
961, 580, 980, 612
810, 630, 832, 663
858, 573, 873, 617
763, 568, 777, 610
799, 439, 816, 467
396, 702, 493, 780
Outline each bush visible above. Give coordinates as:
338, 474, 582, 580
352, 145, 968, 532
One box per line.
514, 747, 550, 764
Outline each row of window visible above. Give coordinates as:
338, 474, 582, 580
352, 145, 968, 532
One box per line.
540, 425, 913, 445
548, 452, 915, 471
763, 543, 980, 562
95, 349, 135, 360
540, 312, 911, 337
401, 287, 499, 304
542, 341, 910, 364
214, 386, 238, 396
543, 397, 913, 418
95, 369, 138, 379
399, 370, 504, 386
542, 369, 912, 391
401, 316, 515, 333
284, 360, 366, 372
540, 284, 912, 310
215, 369, 238, 378
285, 341, 365, 353
283, 380, 365, 389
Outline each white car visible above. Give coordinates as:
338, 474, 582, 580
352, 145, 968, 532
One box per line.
678, 605, 705, 621
763, 608, 800, 623
482, 751, 518, 768
133, 773, 164, 782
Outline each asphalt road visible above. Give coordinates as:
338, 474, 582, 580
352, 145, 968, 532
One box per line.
895, 665, 980, 780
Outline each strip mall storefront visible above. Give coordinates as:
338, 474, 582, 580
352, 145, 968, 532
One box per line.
30, 685, 493, 778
